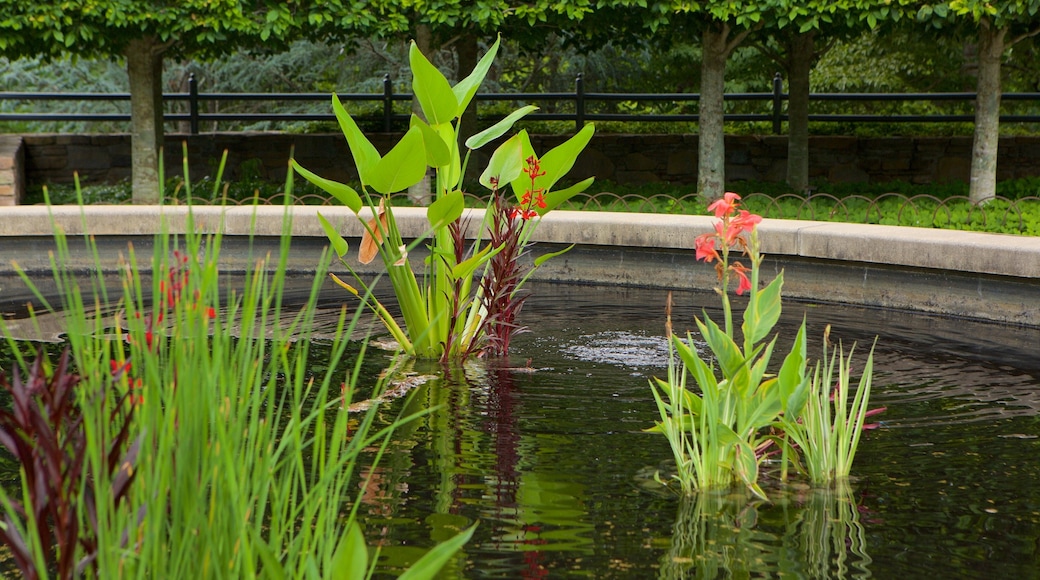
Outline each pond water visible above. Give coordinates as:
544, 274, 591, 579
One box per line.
2, 279, 1039, 578
326, 282, 1040, 578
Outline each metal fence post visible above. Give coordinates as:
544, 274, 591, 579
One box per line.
772, 72, 783, 135
383, 74, 392, 132
189, 73, 199, 135
575, 73, 585, 132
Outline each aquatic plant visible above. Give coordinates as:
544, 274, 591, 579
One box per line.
293, 36, 593, 361
649, 192, 880, 497
776, 330, 884, 484
0, 179, 474, 577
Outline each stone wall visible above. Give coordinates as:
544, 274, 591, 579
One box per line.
19, 132, 1040, 192
0, 136, 25, 205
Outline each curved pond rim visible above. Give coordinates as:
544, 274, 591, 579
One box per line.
1, 204, 1038, 328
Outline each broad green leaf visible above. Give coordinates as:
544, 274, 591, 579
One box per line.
316, 212, 349, 258
427, 189, 464, 230
743, 271, 784, 345
452, 243, 503, 280
778, 320, 809, 414
481, 133, 525, 190
745, 337, 776, 397
672, 336, 718, 399
330, 522, 368, 580
453, 36, 501, 117
397, 523, 478, 580
465, 105, 538, 150
534, 244, 574, 267
697, 315, 745, 379
411, 114, 451, 167
332, 94, 380, 186
409, 42, 458, 126
435, 122, 462, 188
732, 438, 767, 500
539, 177, 594, 215
369, 127, 427, 194
292, 160, 362, 213
537, 123, 595, 191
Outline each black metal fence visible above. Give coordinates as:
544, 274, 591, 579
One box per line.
3, 73, 1040, 134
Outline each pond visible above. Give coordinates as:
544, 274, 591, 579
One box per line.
2, 278, 1039, 578
324, 282, 1040, 578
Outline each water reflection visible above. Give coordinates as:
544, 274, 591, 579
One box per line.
661, 484, 872, 579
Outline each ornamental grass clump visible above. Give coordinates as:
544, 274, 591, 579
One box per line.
649, 192, 881, 498
0, 181, 473, 578
293, 36, 591, 361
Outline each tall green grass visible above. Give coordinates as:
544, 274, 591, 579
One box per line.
0, 187, 473, 577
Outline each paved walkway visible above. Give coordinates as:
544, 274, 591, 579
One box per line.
1, 205, 1038, 326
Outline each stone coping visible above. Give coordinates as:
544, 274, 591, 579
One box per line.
1, 204, 1038, 280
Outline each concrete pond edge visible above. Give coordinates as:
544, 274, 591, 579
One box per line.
1, 205, 1038, 327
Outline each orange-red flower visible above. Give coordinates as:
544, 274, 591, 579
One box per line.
707, 192, 741, 218
730, 262, 752, 295
695, 233, 719, 263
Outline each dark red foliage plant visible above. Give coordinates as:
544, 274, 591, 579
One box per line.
0, 347, 138, 580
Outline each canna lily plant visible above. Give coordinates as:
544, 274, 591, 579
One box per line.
650, 193, 881, 498
293, 37, 594, 361
649, 193, 808, 498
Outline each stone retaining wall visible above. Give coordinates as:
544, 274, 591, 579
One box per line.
18, 132, 1040, 191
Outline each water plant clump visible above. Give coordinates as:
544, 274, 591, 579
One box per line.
293, 36, 593, 361
648, 192, 881, 498
0, 188, 474, 577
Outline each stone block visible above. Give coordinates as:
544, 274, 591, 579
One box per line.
935, 157, 970, 184
828, 164, 870, 183
624, 152, 657, 171
666, 150, 696, 176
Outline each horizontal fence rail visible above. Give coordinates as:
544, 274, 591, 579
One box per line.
3, 73, 1040, 134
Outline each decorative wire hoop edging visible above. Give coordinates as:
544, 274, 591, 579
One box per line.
139, 190, 1038, 235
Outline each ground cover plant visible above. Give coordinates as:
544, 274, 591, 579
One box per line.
0, 190, 475, 577
648, 192, 882, 497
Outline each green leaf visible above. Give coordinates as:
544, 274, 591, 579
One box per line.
697, 315, 745, 378
535, 123, 595, 193
534, 244, 574, 267
732, 438, 767, 500
397, 523, 478, 580
317, 212, 349, 258
251, 530, 288, 580
427, 189, 464, 230
453, 36, 501, 117
465, 105, 538, 150
369, 126, 427, 194
452, 243, 503, 280
481, 133, 525, 190
539, 177, 594, 215
330, 522, 369, 580
778, 320, 809, 414
410, 114, 451, 167
743, 271, 783, 345
410, 42, 458, 126
332, 94, 380, 186
291, 160, 362, 213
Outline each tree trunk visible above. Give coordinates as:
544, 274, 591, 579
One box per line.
126, 38, 165, 204
698, 26, 729, 200
409, 24, 435, 205
786, 31, 814, 192
969, 21, 1005, 205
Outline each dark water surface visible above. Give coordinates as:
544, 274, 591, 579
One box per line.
337, 283, 1040, 579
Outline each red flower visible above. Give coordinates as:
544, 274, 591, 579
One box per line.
731, 210, 763, 235
695, 233, 719, 263
205, 307, 216, 319
730, 262, 752, 295
707, 192, 741, 218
